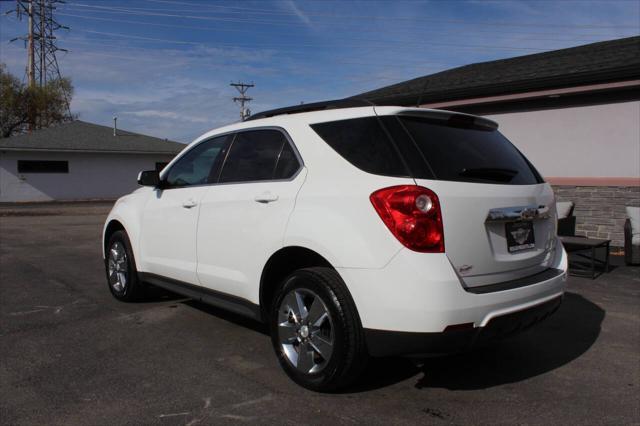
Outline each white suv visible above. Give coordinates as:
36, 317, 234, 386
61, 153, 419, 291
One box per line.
103, 103, 568, 391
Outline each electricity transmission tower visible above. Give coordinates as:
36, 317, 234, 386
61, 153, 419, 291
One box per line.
230, 82, 254, 121
8, 0, 69, 89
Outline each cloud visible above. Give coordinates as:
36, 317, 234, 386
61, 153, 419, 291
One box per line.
0, 35, 292, 142
282, 0, 312, 27
123, 110, 211, 124
72, 82, 240, 143
2, 0, 637, 144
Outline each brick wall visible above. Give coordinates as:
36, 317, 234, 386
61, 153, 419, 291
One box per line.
553, 185, 640, 247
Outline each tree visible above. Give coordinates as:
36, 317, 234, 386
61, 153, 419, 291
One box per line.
0, 63, 75, 138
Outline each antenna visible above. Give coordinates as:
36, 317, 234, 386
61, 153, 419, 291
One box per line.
230, 82, 254, 121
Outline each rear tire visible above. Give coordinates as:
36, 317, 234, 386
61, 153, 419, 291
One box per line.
269, 267, 368, 392
105, 230, 144, 302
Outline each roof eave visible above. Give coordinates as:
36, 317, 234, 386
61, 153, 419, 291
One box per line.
361, 64, 640, 106
0, 147, 181, 155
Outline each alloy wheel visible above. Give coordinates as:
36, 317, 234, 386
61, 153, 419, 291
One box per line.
277, 288, 334, 374
108, 241, 128, 293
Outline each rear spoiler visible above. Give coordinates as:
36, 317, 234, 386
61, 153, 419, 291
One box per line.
378, 107, 499, 131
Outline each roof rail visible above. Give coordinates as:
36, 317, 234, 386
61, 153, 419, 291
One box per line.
245, 98, 376, 121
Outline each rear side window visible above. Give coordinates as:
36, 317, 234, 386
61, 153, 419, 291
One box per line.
311, 117, 408, 177
274, 141, 299, 179
397, 116, 543, 185
219, 129, 299, 183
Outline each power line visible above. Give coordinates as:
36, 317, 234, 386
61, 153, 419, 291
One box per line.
31, 28, 629, 76
2, 38, 421, 90
29, 36, 451, 72
63, 2, 639, 29
231, 82, 253, 121
56, 11, 249, 34
62, 27, 575, 53
54, 11, 634, 43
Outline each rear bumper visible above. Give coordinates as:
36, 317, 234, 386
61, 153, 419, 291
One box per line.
337, 238, 568, 350
365, 295, 562, 357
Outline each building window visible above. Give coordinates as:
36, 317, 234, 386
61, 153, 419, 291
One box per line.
155, 162, 169, 172
17, 160, 69, 174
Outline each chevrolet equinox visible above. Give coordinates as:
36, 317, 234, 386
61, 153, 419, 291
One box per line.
103, 102, 568, 391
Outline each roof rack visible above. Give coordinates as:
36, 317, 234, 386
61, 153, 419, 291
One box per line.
245, 98, 375, 121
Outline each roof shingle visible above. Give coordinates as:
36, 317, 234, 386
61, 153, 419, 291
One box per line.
354, 36, 640, 106
0, 120, 185, 154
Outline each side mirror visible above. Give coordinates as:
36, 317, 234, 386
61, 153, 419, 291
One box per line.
137, 170, 160, 187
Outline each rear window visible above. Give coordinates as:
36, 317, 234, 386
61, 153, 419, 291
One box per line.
310, 117, 408, 177
397, 116, 543, 185
311, 115, 542, 185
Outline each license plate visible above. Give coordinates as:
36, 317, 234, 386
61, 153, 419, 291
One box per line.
506, 221, 535, 253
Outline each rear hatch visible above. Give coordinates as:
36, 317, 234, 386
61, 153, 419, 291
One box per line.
376, 109, 557, 288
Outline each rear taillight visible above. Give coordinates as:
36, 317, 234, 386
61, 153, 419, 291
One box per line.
370, 185, 444, 253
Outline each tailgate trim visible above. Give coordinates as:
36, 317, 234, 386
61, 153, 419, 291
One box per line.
464, 268, 564, 294
485, 204, 550, 222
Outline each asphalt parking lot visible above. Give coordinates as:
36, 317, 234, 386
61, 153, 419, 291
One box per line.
1, 203, 639, 425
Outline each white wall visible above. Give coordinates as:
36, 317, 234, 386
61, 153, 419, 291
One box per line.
0, 151, 176, 202
486, 100, 640, 178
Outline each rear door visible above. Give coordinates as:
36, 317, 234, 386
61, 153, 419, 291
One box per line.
379, 112, 556, 287
196, 128, 305, 302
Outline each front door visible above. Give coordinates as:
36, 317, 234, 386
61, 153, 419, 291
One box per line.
139, 135, 231, 284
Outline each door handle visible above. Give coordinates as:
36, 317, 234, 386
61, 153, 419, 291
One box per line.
182, 198, 197, 208
254, 192, 279, 203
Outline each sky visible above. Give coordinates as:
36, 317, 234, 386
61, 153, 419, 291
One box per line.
1, 0, 639, 143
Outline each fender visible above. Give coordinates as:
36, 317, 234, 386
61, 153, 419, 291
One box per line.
102, 188, 153, 264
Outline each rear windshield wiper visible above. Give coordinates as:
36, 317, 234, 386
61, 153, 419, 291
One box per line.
459, 167, 519, 183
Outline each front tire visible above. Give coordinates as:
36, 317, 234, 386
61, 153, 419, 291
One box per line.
270, 267, 367, 392
105, 230, 144, 302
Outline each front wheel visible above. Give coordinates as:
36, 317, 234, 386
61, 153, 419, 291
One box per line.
105, 230, 144, 302
270, 267, 367, 392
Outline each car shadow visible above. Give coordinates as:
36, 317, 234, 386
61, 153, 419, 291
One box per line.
149, 287, 604, 393
181, 299, 270, 336
136, 283, 269, 332
342, 291, 604, 393
135, 284, 184, 303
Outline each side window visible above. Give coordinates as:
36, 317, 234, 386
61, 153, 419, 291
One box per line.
274, 140, 300, 179
219, 129, 297, 183
164, 135, 230, 188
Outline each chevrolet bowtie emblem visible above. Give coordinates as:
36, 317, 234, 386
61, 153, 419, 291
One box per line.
511, 228, 531, 244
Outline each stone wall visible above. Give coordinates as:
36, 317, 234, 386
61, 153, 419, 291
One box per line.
553, 185, 640, 247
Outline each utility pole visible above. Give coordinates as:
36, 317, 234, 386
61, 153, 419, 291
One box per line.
26, 0, 35, 88
230, 82, 254, 121
9, 1, 69, 89
8, 0, 71, 126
